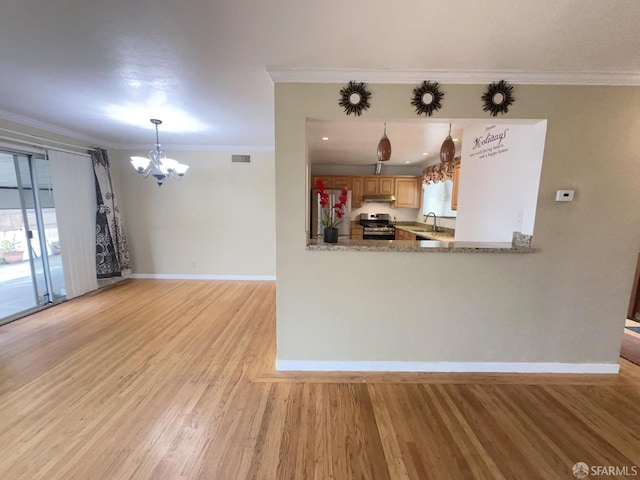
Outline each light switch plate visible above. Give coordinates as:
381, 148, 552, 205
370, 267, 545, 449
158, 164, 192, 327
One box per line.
555, 190, 575, 202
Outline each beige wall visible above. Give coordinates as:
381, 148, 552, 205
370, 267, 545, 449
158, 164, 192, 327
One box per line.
112, 149, 276, 277
0, 118, 277, 278
275, 83, 640, 366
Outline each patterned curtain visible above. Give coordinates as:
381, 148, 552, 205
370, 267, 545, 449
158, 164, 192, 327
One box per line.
422, 158, 460, 184
91, 149, 131, 278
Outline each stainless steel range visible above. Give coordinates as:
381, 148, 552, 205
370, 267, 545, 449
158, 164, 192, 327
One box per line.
359, 213, 396, 240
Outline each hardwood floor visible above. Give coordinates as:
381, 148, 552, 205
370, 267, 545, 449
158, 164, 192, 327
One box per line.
1, 279, 639, 479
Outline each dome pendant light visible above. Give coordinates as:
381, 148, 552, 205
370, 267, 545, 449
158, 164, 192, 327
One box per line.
377, 122, 391, 162
440, 123, 455, 164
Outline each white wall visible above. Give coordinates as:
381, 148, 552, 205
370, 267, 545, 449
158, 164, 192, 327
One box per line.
455, 122, 546, 242
112, 150, 276, 277
521, 122, 547, 233
275, 83, 640, 369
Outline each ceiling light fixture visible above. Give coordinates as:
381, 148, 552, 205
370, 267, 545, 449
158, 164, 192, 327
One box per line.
130, 119, 189, 186
377, 122, 391, 162
322, 137, 329, 141
422, 152, 429, 156
439, 123, 455, 164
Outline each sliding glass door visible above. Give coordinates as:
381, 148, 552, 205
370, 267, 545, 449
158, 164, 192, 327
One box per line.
0, 150, 65, 324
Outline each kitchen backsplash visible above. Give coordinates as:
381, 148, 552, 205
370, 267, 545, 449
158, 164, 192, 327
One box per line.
351, 204, 419, 222
427, 217, 457, 229
351, 203, 457, 230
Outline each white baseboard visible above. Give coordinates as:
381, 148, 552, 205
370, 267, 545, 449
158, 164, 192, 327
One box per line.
127, 273, 276, 281
275, 360, 620, 374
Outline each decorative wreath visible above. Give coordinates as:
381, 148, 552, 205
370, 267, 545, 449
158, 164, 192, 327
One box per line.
482, 80, 514, 116
338, 81, 371, 116
411, 81, 444, 116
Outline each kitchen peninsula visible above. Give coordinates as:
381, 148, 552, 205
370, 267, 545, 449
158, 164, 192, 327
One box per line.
307, 238, 533, 253
311, 208, 533, 253
309, 217, 533, 253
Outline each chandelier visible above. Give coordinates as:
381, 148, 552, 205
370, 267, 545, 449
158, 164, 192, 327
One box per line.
130, 119, 189, 186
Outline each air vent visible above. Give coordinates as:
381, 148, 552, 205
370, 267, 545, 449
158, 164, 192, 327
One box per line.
232, 154, 251, 163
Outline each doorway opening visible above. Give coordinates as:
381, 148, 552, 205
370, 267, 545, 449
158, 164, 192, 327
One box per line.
621, 252, 640, 366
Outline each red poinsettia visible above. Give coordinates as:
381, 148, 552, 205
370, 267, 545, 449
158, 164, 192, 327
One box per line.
315, 179, 348, 229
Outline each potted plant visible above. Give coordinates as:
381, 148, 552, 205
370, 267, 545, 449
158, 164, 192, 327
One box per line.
314, 178, 348, 243
0, 238, 24, 264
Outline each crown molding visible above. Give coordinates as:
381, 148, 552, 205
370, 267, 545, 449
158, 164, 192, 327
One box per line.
0, 109, 117, 148
118, 143, 275, 152
267, 68, 640, 86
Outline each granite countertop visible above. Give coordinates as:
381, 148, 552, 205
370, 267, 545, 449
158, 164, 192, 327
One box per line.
307, 238, 534, 253
394, 224, 455, 243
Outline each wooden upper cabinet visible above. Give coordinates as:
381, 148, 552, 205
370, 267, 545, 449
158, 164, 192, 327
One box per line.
351, 177, 364, 207
312, 175, 333, 189
311, 174, 422, 209
379, 177, 394, 195
451, 163, 461, 211
363, 177, 379, 195
312, 175, 352, 190
332, 176, 352, 190
394, 177, 421, 209
363, 176, 394, 195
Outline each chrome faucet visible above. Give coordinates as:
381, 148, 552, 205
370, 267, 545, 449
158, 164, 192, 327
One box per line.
424, 212, 438, 232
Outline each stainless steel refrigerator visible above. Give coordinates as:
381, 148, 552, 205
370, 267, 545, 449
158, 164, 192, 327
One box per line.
310, 189, 352, 239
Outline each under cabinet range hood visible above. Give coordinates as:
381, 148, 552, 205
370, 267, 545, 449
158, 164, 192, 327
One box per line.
362, 194, 396, 203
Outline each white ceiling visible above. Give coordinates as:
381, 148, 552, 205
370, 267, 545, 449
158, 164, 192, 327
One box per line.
1, 0, 639, 148
307, 120, 463, 167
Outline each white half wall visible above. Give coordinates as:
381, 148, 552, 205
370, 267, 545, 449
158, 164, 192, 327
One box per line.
112, 150, 276, 276
455, 122, 546, 242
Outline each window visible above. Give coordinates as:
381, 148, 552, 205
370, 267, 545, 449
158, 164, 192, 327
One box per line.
422, 180, 456, 217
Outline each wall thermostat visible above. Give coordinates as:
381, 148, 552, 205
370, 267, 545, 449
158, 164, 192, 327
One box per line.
555, 190, 575, 202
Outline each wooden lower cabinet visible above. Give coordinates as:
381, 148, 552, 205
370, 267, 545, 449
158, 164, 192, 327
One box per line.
395, 228, 416, 241
350, 226, 363, 240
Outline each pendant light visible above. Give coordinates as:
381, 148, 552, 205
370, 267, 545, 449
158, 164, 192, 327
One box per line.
439, 123, 455, 164
377, 122, 391, 162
